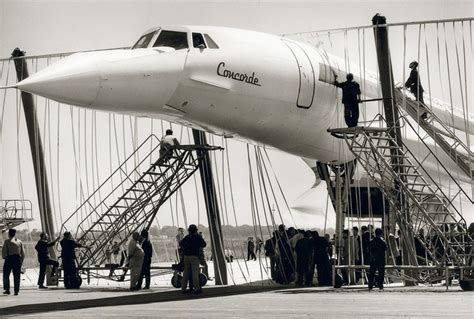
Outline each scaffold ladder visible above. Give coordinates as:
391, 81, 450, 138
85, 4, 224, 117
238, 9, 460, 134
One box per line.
329, 119, 472, 267
60, 134, 221, 268
395, 88, 474, 179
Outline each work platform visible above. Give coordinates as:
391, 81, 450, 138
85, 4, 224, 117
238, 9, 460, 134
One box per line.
0, 200, 33, 233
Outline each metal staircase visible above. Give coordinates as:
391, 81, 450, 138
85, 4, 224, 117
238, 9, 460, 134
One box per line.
60, 134, 220, 268
394, 87, 474, 179
329, 117, 472, 267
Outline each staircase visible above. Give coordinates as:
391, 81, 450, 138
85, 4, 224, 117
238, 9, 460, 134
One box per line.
329, 118, 472, 267
60, 134, 220, 268
394, 87, 474, 180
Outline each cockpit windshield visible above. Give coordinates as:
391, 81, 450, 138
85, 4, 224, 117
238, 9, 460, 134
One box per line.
153, 31, 188, 50
132, 31, 157, 49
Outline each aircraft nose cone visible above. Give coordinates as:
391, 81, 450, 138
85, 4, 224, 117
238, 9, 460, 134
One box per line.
17, 53, 102, 106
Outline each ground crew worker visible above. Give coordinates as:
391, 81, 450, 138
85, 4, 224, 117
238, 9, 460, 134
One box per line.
247, 237, 256, 261
405, 61, 427, 119
137, 229, 152, 290
198, 232, 210, 280
128, 232, 144, 291
60, 231, 84, 289
294, 231, 313, 287
2, 228, 25, 295
35, 232, 59, 289
158, 129, 180, 164
368, 228, 387, 291
334, 73, 361, 127
180, 224, 206, 294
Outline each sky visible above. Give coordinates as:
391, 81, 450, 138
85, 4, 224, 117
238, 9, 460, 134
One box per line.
0, 0, 472, 234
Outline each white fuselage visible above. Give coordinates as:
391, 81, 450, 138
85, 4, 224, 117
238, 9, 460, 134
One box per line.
17, 26, 355, 164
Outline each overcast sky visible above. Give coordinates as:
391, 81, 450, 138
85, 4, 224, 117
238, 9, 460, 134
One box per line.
0, 0, 472, 234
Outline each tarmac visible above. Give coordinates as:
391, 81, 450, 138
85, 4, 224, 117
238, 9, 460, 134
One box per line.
1, 260, 473, 318
1, 282, 473, 318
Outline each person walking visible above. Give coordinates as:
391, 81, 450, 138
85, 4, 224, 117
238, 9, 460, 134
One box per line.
180, 224, 206, 294
128, 232, 144, 291
405, 61, 427, 119
35, 232, 60, 289
368, 228, 387, 291
247, 237, 256, 261
334, 73, 361, 127
2, 229, 25, 295
137, 230, 152, 289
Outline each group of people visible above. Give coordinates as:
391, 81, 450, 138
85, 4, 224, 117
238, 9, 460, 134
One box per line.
263, 224, 390, 290
334, 61, 426, 128
246, 237, 263, 261
338, 225, 388, 290
264, 225, 333, 287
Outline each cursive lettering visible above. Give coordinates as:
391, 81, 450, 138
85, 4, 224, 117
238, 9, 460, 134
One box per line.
217, 62, 261, 87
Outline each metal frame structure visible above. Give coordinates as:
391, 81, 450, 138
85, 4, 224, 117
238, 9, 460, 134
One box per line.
59, 134, 221, 271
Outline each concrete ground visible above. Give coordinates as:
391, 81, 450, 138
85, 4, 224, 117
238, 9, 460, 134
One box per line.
1, 260, 473, 318
1, 284, 473, 318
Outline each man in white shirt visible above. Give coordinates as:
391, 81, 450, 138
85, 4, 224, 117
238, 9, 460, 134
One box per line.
2, 228, 25, 295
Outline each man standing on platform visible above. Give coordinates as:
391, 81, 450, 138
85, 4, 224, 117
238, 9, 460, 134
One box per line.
180, 224, 206, 294
137, 229, 152, 290
35, 232, 59, 289
334, 73, 361, 127
368, 228, 387, 291
2, 229, 25, 295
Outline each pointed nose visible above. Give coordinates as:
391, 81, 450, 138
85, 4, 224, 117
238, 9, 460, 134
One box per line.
17, 53, 102, 106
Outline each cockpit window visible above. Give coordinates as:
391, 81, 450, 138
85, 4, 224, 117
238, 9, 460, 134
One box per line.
153, 31, 188, 50
132, 31, 157, 49
193, 33, 206, 48
204, 34, 219, 49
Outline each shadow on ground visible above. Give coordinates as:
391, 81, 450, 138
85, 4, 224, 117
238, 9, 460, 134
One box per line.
1, 280, 282, 317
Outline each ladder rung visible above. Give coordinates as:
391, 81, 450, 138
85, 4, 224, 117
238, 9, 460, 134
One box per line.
138, 180, 155, 184
113, 205, 130, 209
119, 197, 137, 200
146, 171, 164, 176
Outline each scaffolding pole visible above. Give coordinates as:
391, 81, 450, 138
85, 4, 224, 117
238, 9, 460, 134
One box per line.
192, 129, 228, 285
372, 15, 418, 280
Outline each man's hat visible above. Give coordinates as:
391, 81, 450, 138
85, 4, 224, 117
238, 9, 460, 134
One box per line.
409, 61, 418, 68
188, 224, 198, 232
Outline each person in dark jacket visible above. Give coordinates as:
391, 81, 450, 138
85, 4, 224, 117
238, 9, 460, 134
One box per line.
60, 231, 84, 289
405, 61, 427, 119
368, 228, 387, 290
35, 232, 59, 289
295, 231, 313, 287
265, 232, 278, 280
137, 229, 152, 289
361, 225, 373, 265
334, 73, 361, 127
247, 237, 256, 261
180, 224, 206, 294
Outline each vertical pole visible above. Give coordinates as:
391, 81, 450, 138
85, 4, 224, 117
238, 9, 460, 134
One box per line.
12, 49, 56, 261
372, 15, 418, 278
335, 166, 343, 273
192, 129, 227, 285
12, 48, 55, 237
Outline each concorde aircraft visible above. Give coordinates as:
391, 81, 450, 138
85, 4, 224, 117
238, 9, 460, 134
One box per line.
13, 25, 474, 185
